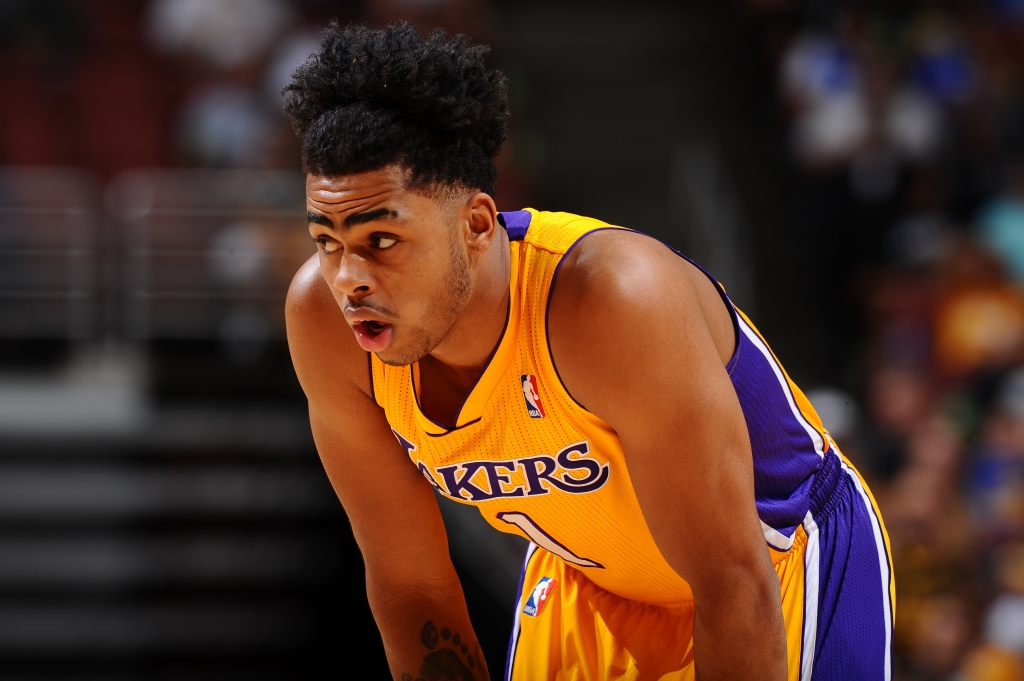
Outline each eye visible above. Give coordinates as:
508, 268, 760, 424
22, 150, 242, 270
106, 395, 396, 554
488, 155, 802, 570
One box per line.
314, 236, 340, 254
371, 235, 398, 250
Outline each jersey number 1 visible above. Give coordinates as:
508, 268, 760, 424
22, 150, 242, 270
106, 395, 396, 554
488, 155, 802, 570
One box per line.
496, 511, 604, 569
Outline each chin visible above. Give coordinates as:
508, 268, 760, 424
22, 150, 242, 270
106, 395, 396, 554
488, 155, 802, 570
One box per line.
375, 323, 446, 367
375, 340, 430, 367
376, 351, 416, 367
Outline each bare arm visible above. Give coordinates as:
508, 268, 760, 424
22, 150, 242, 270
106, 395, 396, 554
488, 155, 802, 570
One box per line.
287, 256, 489, 681
548, 232, 787, 681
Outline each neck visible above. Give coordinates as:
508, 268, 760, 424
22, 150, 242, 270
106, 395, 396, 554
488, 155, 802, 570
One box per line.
425, 228, 511, 387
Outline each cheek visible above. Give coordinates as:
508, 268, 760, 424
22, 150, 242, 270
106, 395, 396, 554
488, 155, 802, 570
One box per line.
395, 275, 436, 315
316, 255, 349, 306
386, 264, 449, 320
317, 252, 340, 286
317, 249, 336, 269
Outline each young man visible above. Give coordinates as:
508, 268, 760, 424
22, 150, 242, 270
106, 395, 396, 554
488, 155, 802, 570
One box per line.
284, 22, 893, 681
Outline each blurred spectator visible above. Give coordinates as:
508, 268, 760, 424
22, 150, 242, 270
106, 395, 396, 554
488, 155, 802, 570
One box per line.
780, 17, 949, 173
806, 386, 860, 444
910, 12, 980, 108
766, 3, 1024, 674
903, 594, 972, 679
979, 163, 1024, 286
858, 366, 933, 480
956, 588, 1024, 681
967, 369, 1024, 542
782, 31, 870, 168
934, 248, 1024, 378
885, 87, 945, 162
263, 29, 320, 107
884, 214, 955, 267
147, 0, 295, 72
177, 85, 277, 166
146, 0, 300, 169
958, 644, 1024, 681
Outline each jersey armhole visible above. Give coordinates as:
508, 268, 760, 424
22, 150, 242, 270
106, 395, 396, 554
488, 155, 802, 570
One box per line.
542, 228, 742, 413
657, 244, 741, 371
542, 227, 630, 415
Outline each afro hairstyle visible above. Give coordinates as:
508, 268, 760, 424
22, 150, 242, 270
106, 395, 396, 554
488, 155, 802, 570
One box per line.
283, 21, 510, 196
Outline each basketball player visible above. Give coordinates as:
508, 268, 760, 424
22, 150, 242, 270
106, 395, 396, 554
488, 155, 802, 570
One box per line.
284, 22, 893, 681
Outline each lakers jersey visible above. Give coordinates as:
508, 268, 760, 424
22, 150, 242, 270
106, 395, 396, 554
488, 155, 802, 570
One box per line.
370, 209, 834, 606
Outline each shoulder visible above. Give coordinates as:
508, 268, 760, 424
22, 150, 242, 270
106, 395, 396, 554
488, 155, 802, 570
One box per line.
286, 254, 372, 400
546, 229, 735, 413
549, 229, 713, 341
553, 229, 692, 302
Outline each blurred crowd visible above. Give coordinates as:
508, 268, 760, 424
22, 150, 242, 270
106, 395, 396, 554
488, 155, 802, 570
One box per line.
0, 0, 535, 204
0, 0, 542, 362
770, 1, 1024, 679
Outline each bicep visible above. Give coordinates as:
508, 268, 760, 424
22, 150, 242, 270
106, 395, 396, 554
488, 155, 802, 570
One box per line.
615, 353, 764, 591
550, 235, 766, 592
614, 310, 760, 587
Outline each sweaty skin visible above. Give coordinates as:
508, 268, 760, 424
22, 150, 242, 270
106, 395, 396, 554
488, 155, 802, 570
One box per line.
287, 167, 787, 681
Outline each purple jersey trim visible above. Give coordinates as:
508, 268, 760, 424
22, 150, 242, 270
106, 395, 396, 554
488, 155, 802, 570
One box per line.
541, 226, 828, 539
731, 317, 826, 531
498, 210, 532, 241
422, 417, 482, 437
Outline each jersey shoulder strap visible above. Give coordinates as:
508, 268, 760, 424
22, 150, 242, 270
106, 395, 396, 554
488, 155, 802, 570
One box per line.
501, 208, 621, 255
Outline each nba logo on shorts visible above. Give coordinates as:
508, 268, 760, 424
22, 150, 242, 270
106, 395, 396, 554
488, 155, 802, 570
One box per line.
523, 576, 557, 617
521, 375, 546, 418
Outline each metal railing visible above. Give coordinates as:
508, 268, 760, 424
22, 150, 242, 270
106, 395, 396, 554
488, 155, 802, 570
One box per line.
0, 169, 102, 339
0, 167, 315, 342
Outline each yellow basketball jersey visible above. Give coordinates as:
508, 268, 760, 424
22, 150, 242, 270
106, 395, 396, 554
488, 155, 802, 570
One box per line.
371, 209, 693, 605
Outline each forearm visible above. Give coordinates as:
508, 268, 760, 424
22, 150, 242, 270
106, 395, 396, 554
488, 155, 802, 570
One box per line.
367, 571, 490, 681
692, 560, 787, 681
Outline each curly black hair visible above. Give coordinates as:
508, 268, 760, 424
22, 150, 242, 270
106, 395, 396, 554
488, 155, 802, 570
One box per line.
283, 21, 509, 196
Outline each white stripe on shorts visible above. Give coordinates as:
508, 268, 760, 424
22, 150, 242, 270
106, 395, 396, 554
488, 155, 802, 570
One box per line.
841, 461, 893, 681
506, 542, 538, 681
800, 510, 820, 681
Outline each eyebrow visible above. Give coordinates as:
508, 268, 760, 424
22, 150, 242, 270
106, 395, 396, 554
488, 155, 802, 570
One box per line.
345, 207, 398, 228
306, 208, 398, 230
307, 212, 333, 227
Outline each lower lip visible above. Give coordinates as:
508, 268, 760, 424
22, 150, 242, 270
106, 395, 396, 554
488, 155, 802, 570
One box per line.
353, 322, 394, 353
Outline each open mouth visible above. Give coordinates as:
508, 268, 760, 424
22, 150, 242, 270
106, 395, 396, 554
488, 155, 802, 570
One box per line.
352, 319, 394, 352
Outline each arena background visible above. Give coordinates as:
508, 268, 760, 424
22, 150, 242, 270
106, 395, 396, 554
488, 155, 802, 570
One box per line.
2, 0, 1024, 679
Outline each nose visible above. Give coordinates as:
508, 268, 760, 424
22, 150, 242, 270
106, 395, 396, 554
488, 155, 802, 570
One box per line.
333, 251, 376, 299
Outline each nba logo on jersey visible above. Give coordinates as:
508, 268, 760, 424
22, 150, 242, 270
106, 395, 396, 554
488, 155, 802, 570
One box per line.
523, 576, 557, 617
521, 375, 546, 418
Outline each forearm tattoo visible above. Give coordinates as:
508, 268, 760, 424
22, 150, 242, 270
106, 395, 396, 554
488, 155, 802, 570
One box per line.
401, 620, 479, 681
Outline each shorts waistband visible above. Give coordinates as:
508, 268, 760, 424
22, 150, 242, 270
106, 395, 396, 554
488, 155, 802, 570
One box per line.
808, 448, 844, 521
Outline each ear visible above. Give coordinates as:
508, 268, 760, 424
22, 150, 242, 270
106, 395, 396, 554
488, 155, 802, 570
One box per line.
463, 192, 499, 255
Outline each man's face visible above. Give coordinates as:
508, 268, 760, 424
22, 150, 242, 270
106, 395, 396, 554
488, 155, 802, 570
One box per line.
305, 168, 473, 366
